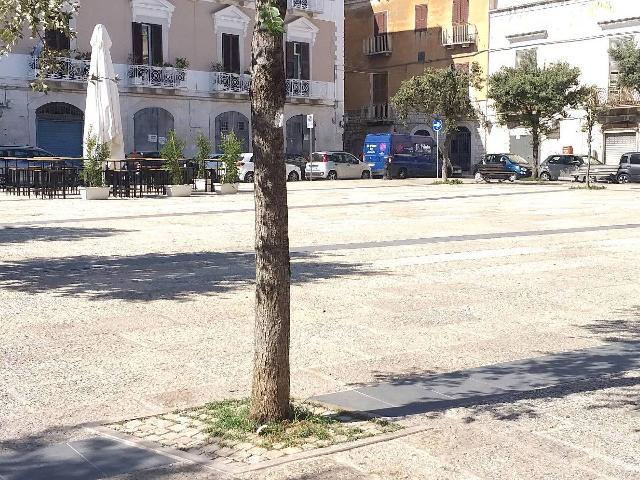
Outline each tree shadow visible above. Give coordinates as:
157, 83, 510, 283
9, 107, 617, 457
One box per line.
0, 251, 373, 302
0, 226, 130, 244
579, 305, 640, 343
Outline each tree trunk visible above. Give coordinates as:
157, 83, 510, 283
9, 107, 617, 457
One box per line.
586, 128, 593, 188
249, 0, 291, 424
441, 135, 452, 182
531, 127, 540, 179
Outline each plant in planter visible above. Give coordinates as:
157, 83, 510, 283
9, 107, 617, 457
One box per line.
211, 62, 224, 72
80, 133, 111, 200
218, 131, 241, 194
175, 57, 189, 82
161, 130, 191, 197
194, 131, 212, 191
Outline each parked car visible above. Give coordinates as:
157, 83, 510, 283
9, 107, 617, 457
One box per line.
306, 151, 372, 180
539, 154, 601, 181
237, 153, 302, 183
616, 152, 640, 183
0, 145, 64, 171
473, 153, 532, 178
285, 153, 309, 179
362, 133, 458, 178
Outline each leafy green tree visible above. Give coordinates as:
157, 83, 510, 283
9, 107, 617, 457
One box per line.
0, 0, 79, 92
392, 64, 483, 181
160, 130, 186, 186
194, 132, 212, 179
488, 55, 585, 178
581, 85, 608, 188
220, 132, 241, 184
83, 131, 109, 187
609, 37, 640, 93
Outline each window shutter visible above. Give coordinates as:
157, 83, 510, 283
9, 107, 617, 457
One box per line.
453, 0, 469, 24
232, 35, 240, 74
150, 24, 163, 66
372, 73, 388, 104
415, 5, 427, 31
300, 43, 310, 80
285, 42, 295, 78
132, 23, 143, 64
374, 12, 387, 35
222, 34, 231, 72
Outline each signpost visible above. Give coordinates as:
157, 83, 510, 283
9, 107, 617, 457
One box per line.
307, 114, 314, 182
432, 117, 443, 179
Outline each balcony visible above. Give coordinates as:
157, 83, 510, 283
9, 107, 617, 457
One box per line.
604, 87, 640, 107
364, 103, 394, 123
211, 72, 251, 94
287, 0, 323, 15
31, 55, 90, 83
127, 64, 187, 89
441, 23, 477, 48
363, 34, 393, 56
286, 78, 311, 98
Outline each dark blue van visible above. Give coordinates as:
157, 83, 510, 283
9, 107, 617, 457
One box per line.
363, 133, 447, 179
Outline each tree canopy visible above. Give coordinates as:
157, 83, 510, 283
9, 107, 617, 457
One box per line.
488, 56, 584, 175
391, 63, 483, 179
0, 0, 79, 91
609, 37, 640, 93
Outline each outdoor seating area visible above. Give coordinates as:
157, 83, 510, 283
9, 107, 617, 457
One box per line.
1, 157, 221, 199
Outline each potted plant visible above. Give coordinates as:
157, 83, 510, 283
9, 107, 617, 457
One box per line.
161, 130, 192, 197
217, 131, 241, 194
193, 131, 211, 191
80, 133, 111, 200
175, 57, 189, 82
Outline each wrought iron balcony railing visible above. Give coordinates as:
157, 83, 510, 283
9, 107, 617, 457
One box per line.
127, 64, 187, 88
31, 55, 91, 82
442, 23, 477, 47
287, 0, 324, 14
211, 72, 251, 94
363, 34, 393, 56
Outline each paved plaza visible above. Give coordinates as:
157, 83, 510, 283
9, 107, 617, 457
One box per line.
1, 180, 640, 479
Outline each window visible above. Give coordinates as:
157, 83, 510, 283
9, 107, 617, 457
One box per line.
418, 51, 426, 63
332, 153, 346, 163
548, 156, 562, 164
45, 29, 70, 51
415, 5, 428, 31
222, 33, 240, 74
516, 48, 537, 68
220, 121, 229, 132
372, 73, 388, 104
132, 22, 162, 66
452, 0, 469, 24
286, 42, 310, 80
374, 12, 387, 36
630, 154, 640, 165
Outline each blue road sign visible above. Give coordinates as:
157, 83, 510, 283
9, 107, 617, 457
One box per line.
432, 118, 443, 132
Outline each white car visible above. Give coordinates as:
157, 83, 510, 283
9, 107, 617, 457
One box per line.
305, 151, 372, 180
237, 153, 301, 183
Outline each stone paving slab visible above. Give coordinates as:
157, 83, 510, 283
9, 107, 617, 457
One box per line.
0, 437, 177, 480
313, 341, 640, 417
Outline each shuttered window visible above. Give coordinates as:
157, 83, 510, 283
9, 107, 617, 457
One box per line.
132, 22, 163, 66
372, 73, 388, 104
452, 0, 469, 24
285, 42, 310, 80
415, 5, 428, 31
45, 30, 70, 51
374, 12, 387, 35
222, 33, 240, 74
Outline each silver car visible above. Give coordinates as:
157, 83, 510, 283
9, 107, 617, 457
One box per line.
539, 154, 601, 181
306, 151, 372, 180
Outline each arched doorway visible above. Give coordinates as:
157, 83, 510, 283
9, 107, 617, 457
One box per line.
286, 115, 310, 155
36, 103, 84, 157
214, 112, 250, 152
449, 126, 471, 171
414, 129, 431, 137
133, 108, 174, 152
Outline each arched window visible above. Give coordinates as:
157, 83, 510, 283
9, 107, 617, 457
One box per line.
36, 103, 84, 157
133, 107, 174, 152
214, 111, 250, 152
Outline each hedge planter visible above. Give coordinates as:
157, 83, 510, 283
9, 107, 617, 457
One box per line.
194, 178, 208, 191
218, 183, 239, 195
79, 186, 110, 200
166, 184, 192, 197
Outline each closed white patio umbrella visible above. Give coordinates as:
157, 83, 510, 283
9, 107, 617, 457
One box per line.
83, 24, 124, 162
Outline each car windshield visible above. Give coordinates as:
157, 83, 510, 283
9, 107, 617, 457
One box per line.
583, 156, 602, 165
311, 153, 327, 162
508, 154, 530, 165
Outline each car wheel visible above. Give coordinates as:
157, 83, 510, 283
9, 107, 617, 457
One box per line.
327, 170, 338, 180
361, 170, 371, 179
287, 171, 299, 182
244, 172, 254, 183
398, 168, 408, 179
617, 173, 630, 184
474, 172, 484, 183
540, 172, 551, 181
509, 174, 517, 183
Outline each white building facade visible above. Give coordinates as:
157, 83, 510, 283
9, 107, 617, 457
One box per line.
0, 0, 345, 157
488, 0, 640, 164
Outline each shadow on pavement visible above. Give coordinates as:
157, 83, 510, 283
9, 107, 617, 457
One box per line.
0, 251, 374, 302
0, 226, 130, 244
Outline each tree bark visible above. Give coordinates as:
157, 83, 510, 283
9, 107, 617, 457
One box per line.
249, 0, 291, 424
441, 135, 452, 182
586, 128, 593, 188
531, 127, 541, 179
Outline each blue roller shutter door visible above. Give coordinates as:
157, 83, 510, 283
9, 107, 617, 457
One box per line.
36, 118, 84, 157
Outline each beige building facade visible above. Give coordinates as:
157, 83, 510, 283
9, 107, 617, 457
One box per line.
0, 0, 344, 157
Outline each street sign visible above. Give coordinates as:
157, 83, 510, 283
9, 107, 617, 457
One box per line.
432, 118, 443, 132
307, 114, 314, 129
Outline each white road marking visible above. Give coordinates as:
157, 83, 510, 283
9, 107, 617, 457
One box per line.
372, 247, 547, 268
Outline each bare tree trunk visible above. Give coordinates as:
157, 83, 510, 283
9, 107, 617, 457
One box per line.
532, 127, 541, 179
586, 128, 593, 188
442, 135, 452, 182
249, 0, 291, 423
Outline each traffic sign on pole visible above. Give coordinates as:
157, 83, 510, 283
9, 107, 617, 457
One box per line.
432, 118, 443, 132
433, 118, 443, 179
